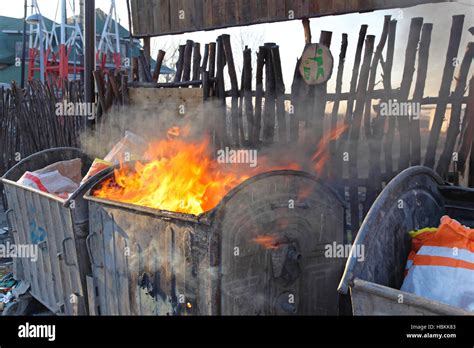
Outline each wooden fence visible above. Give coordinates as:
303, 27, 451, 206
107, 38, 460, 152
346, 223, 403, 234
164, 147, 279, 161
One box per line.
1, 14, 472, 240
0, 80, 86, 177
135, 14, 474, 238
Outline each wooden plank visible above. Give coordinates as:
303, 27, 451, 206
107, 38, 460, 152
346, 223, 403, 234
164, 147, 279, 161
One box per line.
424, 15, 464, 168
349, 35, 375, 235
267, 0, 277, 20
138, 49, 153, 82
216, 35, 227, 147
153, 49, 166, 82
329, 33, 348, 178
128, 87, 204, 129
192, 42, 202, 81
143, 37, 151, 64
182, 40, 194, 81
211, 0, 225, 28
222, 34, 240, 145
332, 0, 347, 12
129, 0, 447, 37
254, 46, 266, 143
201, 43, 209, 74
169, 0, 180, 32
174, 44, 186, 82
193, 0, 204, 30
158, 0, 171, 33
436, 41, 474, 177
335, 24, 367, 178
382, 19, 397, 175
302, 18, 311, 44
457, 77, 474, 176
364, 15, 391, 215
256, 0, 269, 22
290, 0, 309, 19
308, 0, 320, 15
410, 23, 433, 165
275, 0, 286, 19
271, 45, 287, 142
243, 47, 254, 144
239, 0, 252, 24
263, 43, 276, 144
208, 42, 216, 78
130, 0, 141, 36
398, 17, 423, 171
311, 31, 332, 151
203, 0, 213, 28
225, 0, 237, 27
290, 58, 304, 143
148, 0, 158, 36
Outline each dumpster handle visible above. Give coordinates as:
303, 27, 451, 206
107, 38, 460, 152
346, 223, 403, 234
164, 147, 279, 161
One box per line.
86, 232, 103, 268
61, 237, 76, 267
5, 209, 17, 234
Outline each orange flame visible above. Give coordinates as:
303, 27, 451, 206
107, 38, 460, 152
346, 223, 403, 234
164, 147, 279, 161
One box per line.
93, 122, 343, 215
93, 127, 299, 215
312, 123, 348, 176
252, 235, 281, 249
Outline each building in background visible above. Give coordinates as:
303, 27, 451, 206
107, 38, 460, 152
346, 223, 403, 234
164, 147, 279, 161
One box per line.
0, 8, 174, 86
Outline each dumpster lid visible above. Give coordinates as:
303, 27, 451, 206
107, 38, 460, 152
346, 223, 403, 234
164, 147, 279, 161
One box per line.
338, 166, 446, 294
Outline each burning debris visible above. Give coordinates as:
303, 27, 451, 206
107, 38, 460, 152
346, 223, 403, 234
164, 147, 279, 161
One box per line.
312, 123, 348, 176
252, 235, 282, 250
91, 125, 345, 215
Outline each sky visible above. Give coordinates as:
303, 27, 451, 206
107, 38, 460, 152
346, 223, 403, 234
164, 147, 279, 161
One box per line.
0, 0, 473, 95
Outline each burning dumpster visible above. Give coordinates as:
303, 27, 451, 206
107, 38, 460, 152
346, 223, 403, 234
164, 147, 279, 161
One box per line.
1, 147, 104, 315
84, 167, 346, 315
338, 166, 474, 315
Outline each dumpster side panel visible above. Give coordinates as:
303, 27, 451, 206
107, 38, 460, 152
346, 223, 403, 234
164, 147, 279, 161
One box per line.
213, 172, 346, 315
87, 201, 209, 315
351, 279, 472, 315
3, 183, 88, 314
1, 147, 94, 315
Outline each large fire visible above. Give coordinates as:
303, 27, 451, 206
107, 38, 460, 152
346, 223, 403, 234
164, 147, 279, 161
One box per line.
93, 124, 347, 215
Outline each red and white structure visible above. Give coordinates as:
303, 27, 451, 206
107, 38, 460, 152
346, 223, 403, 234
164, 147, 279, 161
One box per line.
96, 0, 122, 71
27, 0, 122, 88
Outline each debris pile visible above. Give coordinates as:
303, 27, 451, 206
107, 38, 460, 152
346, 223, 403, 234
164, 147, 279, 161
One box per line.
402, 216, 474, 312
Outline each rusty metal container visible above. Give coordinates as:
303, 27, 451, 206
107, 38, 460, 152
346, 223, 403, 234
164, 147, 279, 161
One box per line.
84, 168, 346, 315
338, 166, 474, 315
1, 147, 103, 315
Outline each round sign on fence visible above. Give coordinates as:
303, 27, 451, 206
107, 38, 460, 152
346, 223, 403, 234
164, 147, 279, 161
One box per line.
299, 43, 334, 85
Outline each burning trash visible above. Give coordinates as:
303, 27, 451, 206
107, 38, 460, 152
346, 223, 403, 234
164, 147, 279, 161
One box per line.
91, 124, 346, 215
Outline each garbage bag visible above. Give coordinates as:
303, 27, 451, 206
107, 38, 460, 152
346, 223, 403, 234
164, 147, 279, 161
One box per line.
402, 216, 474, 312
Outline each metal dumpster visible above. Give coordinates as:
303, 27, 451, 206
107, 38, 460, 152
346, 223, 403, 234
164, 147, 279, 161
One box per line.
84, 168, 346, 315
1, 147, 103, 315
338, 166, 474, 315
